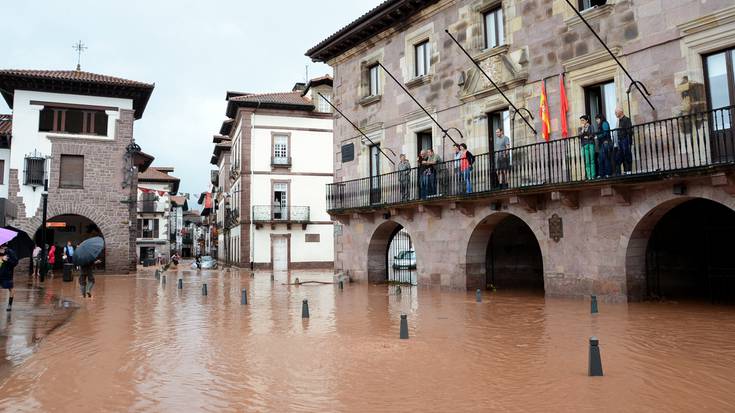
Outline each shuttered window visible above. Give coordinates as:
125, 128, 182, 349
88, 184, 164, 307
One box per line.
59, 155, 84, 188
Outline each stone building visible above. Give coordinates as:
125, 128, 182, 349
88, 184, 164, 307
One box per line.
0, 69, 154, 273
216, 76, 335, 270
307, 0, 735, 301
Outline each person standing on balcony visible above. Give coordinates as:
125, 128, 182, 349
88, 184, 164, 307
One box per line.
397, 154, 411, 201
595, 114, 612, 177
452, 144, 462, 194
418, 150, 428, 199
579, 115, 596, 179
494, 129, 511, 189
615, 108, 633, 174
460, 143, 475, 193
423, 148, 442, 197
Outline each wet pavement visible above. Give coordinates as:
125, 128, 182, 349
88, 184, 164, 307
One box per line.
0, 266, 734, 412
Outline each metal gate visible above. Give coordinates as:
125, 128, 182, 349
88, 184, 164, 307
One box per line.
386, 226, 416, 285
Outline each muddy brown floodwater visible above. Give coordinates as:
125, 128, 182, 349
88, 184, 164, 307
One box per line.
0, 267, 734, 412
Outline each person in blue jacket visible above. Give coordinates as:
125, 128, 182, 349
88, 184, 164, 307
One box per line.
595, 114, 612, 178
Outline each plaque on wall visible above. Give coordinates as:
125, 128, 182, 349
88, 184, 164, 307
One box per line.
341, 143, 355, 163
548, 213, 563, 242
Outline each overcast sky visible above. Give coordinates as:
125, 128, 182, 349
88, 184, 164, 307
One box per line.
1, 0, 382, 208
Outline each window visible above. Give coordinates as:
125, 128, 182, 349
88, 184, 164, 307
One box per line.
316, 93, 332, 112
488, 109, 511, 147
272, 134, 290, 166
369, 144, 382, 204
417, 130, 433, 155
273, 182, 288, 220
368, 64, 380, 96
137, 218, 160, 238
23, 155, 45, 187
59, 155, 84, 188
305, 234, 320, 243
0, 160, 4, 185
705, 49, 735, 112
484, 7, 505, 49
415, 41, 430, 77
38, 107, 108, 136
584, 81, 617, 128
578, 0, 606, 11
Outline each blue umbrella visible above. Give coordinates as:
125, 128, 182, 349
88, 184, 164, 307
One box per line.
73, 236, 105, 266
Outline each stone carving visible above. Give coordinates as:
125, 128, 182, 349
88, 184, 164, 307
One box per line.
549, 213, 563, 242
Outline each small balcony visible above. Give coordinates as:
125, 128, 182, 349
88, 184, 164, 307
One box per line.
138, 229, 160, 239
252, 205, 310, 229
271, 156, 292, 168
138, 200, 166, 214
327, 105, 735, 212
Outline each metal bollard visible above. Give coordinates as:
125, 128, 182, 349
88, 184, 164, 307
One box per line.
400, 314, 409, 339
241, 288, 248, 305
162, 275, 166, 285
202, 283, 208, 296
591, 295, 599, 314
396, 285, 401, 295
302, 299, 309, 318
270, 273, 274, 281
178, 278, 183, 289
588, 336, 604, 376
155, 269, 160, 280
476, 289, 482, 302
339, 280, 343, 290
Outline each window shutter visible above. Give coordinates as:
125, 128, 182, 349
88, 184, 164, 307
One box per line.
59, 155, 84, 188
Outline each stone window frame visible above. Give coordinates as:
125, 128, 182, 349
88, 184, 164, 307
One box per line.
359, 49, 385, 106
404, 22, 436, 89
469, 0, 511, 62
564, 0, 616, 28
404, 116, 438, 161
58, 154, 85, 189
358, 128, 386, 178
270, 131, 291, 170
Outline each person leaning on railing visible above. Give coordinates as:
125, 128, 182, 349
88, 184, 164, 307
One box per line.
579, 115, 596, 179
615, 107, 633, 175
595, 114, 612, 178
397, 154, 411, 201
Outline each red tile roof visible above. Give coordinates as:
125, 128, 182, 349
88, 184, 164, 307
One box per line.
0, 114, 11, 136
229, 91, 312, 106
0, 69, 155, 119
138, 167, 180, 193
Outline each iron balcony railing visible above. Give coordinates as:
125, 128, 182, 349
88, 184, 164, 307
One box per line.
252, 205, 310, 222
138, 200, 166, 213
327, 105, 735, 211
271, 156, 292, 167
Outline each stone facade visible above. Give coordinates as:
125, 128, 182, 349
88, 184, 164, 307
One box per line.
310, 1, 735, 300
8, 109, 138, 274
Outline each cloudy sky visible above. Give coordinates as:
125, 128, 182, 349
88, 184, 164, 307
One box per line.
1, 0, 382, 208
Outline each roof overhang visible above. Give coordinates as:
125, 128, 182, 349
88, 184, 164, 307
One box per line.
225, 99, 314, 118
133, 150, 155, 172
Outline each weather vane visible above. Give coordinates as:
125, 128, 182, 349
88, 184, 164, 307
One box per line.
73, 40, 87, 71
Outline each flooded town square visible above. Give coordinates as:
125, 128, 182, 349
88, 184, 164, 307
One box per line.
0, 267, 732, 412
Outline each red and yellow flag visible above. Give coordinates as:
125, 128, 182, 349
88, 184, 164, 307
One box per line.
559, 74, 569, 138
539, 80, 551, 141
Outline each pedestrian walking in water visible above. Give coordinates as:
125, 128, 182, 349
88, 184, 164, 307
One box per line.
32, 245, 41, 280
63, 241, 75, 264
195, 253, 202, 270
0, 244, 19, 311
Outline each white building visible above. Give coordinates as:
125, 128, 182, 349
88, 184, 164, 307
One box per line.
136, 166, 180, 263
218, 76, 334, 270
209, 135, 231, 262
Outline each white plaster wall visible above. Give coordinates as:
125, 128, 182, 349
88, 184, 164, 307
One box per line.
0, 148, 10, 198
253, 224, 334, 263
137, 181, 174, 243
250, 174, 332, 221
249, 115, 332, 174
10, 90, 134, 216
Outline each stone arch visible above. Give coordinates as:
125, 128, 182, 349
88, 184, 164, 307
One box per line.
625, 193, 735, 301
464, 211, 546, 291
367, 219, 416, 283
19, 203, 117, 247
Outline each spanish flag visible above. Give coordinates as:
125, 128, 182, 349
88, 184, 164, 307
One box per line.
539, 80, 551, 141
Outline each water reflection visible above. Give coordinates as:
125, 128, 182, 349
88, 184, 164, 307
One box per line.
0, 268, 733, 412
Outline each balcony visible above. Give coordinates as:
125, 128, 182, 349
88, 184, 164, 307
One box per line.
138, 200, 166, 213
271, 156, 292, 168
327, 106, 735, 212
138, 230, 160, 239
252, 205, 310, 229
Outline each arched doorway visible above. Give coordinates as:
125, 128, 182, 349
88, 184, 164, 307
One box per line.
367, 220, 416, 285
466, 213, 544, 292
633, 199, 735, 302
34, 214, 105, 270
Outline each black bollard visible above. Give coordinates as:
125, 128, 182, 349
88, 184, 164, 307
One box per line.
302, 299, 309, 318
162, 275, 166, 285
396, 285, 401, 295
400, 314, 409, 339
270, 273, 274, 281
202, 283, 208, 296
241, 288, 248, 305
591, 295, 599, 314
588, 336, 604, 376
178, 278, 183, 289
339, 280, 343, 290
155, 269, 160, 280
476, 289, 482, 302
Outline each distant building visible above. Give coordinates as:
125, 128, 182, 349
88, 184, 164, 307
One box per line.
210, 134, 231, 263
136, 167, 180, 264
0, 69, 154, 273
216, 76, 335, 270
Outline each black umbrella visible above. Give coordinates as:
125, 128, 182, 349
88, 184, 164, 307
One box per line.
3, 225, 35, 259
73, 236, 105, 266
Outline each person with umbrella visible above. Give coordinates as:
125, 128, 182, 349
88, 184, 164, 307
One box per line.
0, 228, 19, 311
74, 225, 104, 298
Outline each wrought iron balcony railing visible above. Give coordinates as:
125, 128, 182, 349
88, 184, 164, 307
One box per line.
138, 200, 166, 213
252, 205, 310, 222
327, 105, 735, 211
271, 156, 292, 167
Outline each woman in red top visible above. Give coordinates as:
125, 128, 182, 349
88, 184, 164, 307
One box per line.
460, 143, 474, 194
48, 244, 56, 276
